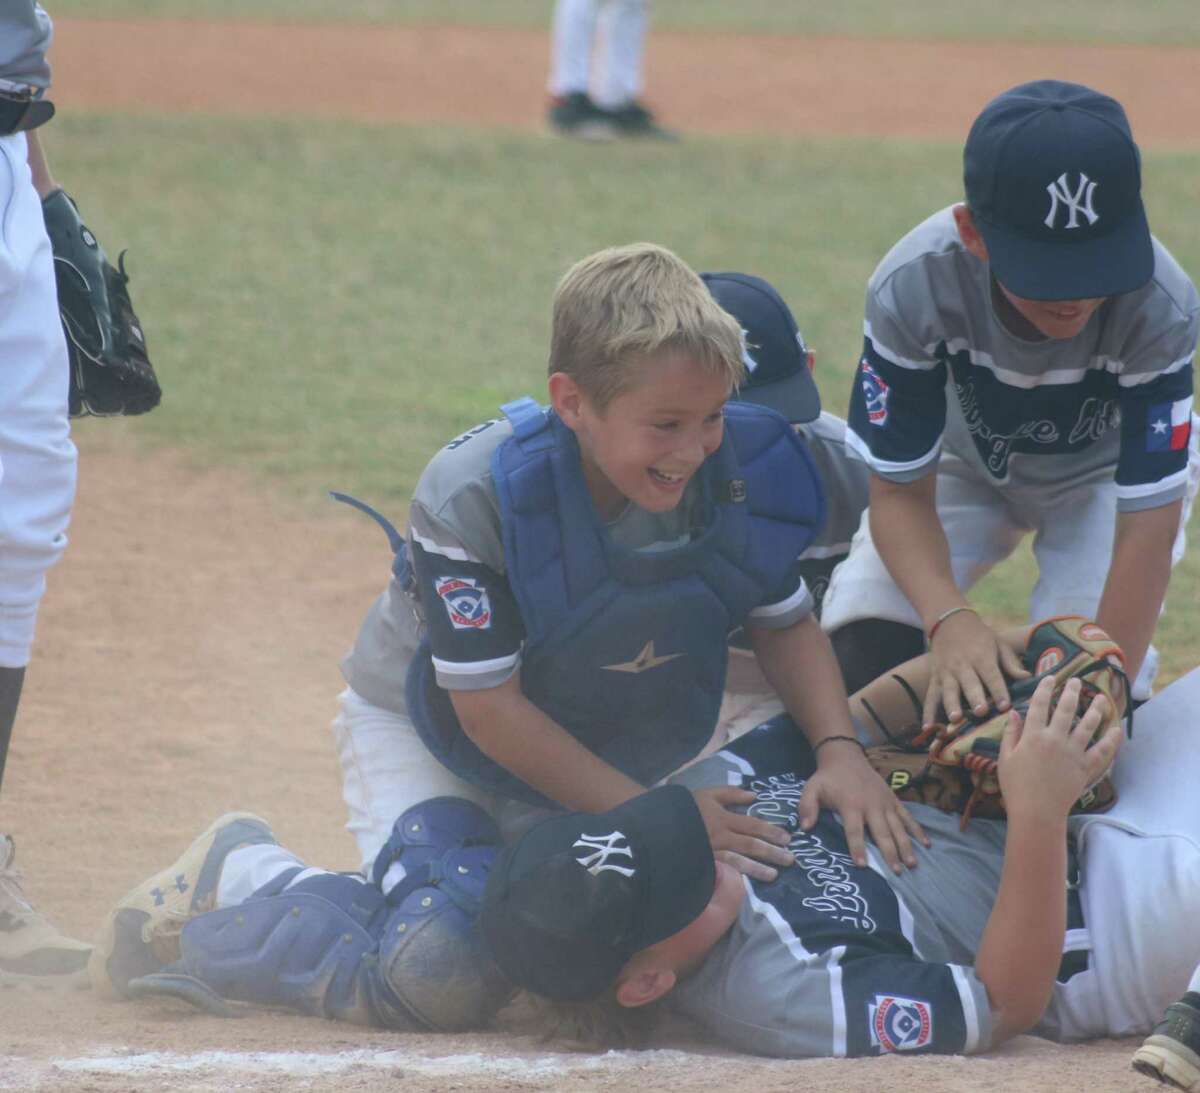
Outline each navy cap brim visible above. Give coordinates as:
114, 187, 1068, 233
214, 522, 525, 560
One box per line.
732, 369, 821, 424
976, 202, 1154, 301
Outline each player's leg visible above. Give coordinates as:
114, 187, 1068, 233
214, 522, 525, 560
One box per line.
1035, 670, 1200, 1061
0, 131, 85, 989
823, 456, 1024, 692
331, 685, 493, 876
593, 0, 676, 138
546, 0, 615, 139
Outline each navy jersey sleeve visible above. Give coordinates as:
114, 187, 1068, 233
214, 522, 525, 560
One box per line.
1115, 361, 1195, 511
846, 334, 949, 481
409, 538, 525, 690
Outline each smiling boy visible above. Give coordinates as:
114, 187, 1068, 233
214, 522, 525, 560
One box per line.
334, 243, 922, 890
821, 80, 1199, 722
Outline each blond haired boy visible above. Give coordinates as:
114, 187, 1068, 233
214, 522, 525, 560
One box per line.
334, 243, 922, 889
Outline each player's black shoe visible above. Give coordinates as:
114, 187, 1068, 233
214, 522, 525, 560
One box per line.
1133, 992, 1200, 1091
547, 92, 616, 141
602, 100, 680, 141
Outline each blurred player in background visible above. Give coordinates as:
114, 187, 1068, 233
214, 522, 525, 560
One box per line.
0, 1, 90, 988
547, 0, 677, 140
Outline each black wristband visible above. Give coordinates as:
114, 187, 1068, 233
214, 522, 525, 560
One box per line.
812, 734, 867, 757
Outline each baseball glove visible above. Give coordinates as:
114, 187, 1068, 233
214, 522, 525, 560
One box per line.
41, 188, 161, 417
863, 615, 1130, 827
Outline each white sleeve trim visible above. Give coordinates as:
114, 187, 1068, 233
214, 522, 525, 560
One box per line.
748, 581, 812, 621
950, 964, 984, 1054
1117, 349, 1196, 387
409, 528, 478, 564
1114, 465, 1192, 500
863, 319, 933, 371
800, 542, 853, 560
431, 651, 520, 677
845, 426, 942, 476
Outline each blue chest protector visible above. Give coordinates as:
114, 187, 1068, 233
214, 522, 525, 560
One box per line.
407, 398, 826, 807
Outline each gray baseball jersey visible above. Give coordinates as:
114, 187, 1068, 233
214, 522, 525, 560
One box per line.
847, 207, 1198, 510
0, 2, 52, 92
668, 745, 997, 1056
342, 411, 813, 713
794, 412, 868, 612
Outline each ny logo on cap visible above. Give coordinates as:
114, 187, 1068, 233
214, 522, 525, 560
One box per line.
1045, 172, 1099, 230
574, 831, 636, 877
740, 329, 759, 374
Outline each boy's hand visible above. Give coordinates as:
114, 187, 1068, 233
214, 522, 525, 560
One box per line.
998, 676, 1124, 822
925, 609, 1030, 729
690, 786, 796, 883
796, 745, 929, 874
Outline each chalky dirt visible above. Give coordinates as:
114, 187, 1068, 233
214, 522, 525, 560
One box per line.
4, 18, 1200, 1093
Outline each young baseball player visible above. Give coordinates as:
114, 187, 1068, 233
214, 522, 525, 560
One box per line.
479, 657, 1200, 1069
546, 0, 675, 140
701, 272, 870, 746
821, 79, 1199, 723
0, 2, 88, 988
334, 242, 924, 894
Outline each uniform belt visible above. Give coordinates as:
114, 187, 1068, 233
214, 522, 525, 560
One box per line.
0, 94, 55, 135
1057, 836, 1089, 983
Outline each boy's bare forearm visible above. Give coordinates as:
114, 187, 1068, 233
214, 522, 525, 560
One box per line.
450, 678, 645, 812
868, 474, 963, 629
1095, 502, 1180, 681
975, 813, 1067, 1044
25, 129, 58, 198
750, 615, 856, 743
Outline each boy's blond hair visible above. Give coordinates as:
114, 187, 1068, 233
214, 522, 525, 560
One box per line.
549, 243, 746, 410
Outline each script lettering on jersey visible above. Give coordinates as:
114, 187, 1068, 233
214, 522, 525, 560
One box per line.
747, 774, 877, 933
1067, 396, 1120, 445
573, 831, 636, 877
954, 373, 1058, 475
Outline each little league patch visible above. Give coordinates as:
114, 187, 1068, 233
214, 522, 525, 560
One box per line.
436, 577, 492, 630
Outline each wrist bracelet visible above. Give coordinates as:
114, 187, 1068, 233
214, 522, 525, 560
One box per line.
926, 605, 978, 646
812, 734, 867, 757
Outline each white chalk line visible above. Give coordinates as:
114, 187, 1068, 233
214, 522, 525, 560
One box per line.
1, 1047, 697, 1085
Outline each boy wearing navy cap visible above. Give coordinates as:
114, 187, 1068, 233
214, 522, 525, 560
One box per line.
821, 80, 1199, 725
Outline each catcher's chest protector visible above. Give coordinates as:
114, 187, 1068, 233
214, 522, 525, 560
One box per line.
407, 398, 826, 806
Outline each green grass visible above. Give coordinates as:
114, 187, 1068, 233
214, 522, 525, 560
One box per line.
51, 113, 1200, 679
53, 0, 1200, 46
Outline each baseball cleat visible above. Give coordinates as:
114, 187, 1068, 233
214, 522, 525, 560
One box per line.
0, 834, 92, 990
547, 92, 617, 141
89, 812, 276, 1000
601, 100, 680, 141
1133, 993, 1200, 1091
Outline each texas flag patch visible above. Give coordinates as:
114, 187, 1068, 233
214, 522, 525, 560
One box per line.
436, 576, 492, 630
1146, 396, 1193, 453
868, 994, 934, 1052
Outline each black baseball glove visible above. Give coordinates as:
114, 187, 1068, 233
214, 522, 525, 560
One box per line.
41, 188, 161, 417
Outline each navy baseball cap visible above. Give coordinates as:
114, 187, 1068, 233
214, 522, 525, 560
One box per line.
702, 272, 821, 424
963, 79, 1153, 301
479, 785, 714, 1001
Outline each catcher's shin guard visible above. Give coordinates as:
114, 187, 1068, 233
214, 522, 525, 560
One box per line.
89, 812, 276, 999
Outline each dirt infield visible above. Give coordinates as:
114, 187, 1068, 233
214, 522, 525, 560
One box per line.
4, 18, 1199, 1093
52, 18, 1200, 145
